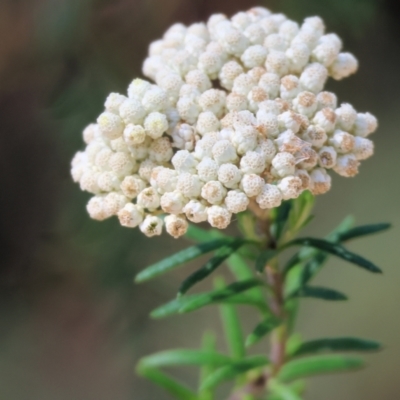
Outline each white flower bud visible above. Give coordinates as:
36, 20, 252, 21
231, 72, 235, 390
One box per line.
297, 146, 319, 170
80, 170, 101, 194
97, 112, 124, 139
218, 163, 242, 189
94, 148, 112, 170
353, 137, 374, 160
286, 43, 310, 74
140, 215, 163, 237
144, 112, 168, 139
151, 167, 178, 194
121, 175, 146, 199
183, 200, 208, 223
301, 125, 327, 148
226, 92, 248, 112
137, 187, 160, 211
186, 69, 212, 92
119, 98, 146, 125
335, 103, 357, 131
292, 91, 317, 117
271, 152, 296, 177
318, 146, 337, 169
198, 51, 224, 79
139, 159, 158, 182
165, 214, 188, 238
149, 137, 173, 163
275, 130, 306, 153
231, 124, 258, 155
171, 123, 196, 151
207, 205, 232, 229
316, 91, 337, 110
259, 73, 280, 98
295, 169, 311, 190
177, 172, 202, 198
277, 176, 303, 200
219, 60, 244, 90
156, 72, 183, 103
232, 11, 252, 30
241, 45, 268, 69
110, 137, 130, 153
254, 137, 277, 162
248, 66, 267, 82
97, 171, 120, 192
353, 112, 378, 137
233, 73, 257, 96
256, 183, 282, 209
311, 35, 341, 67
278, 111, 302, 133
266, 50, 290, 77
142, 86, 168, 112
82, 124, 100, 144
329, 52, 358, 80
123, 124, 146, 145
333, 154, 359, 177
118, 203, 144, 228
219, 26, 250, 57
299, 63, 328, 93
329, 130, 355, 153
199, 89, 226, 117
280, 75, 300, 100
244, 23, 266, 44
86, 196, 107, 220
197, 157, 219, 182
195, 132, 219, 159
225, 189, 249, 213
104, 192, 128, 217
240, 151, 266, 174
240, 174, 264, 197
105, 93, 127, 114
196, 111, 220, 136
247, 86, 268, 112
256, 110, 279, 137
310, 168, 331, 195
129, 138, 150, 161
160, 191, 187, 214
312, 107, 336, 133
109, 152, 135, 177
177, 96, 201, 124
279, 20, 299, 41
128, 78, 151, 99
172, 150, 198, 173
212, 139, 238, 164
201, 181, 227, 204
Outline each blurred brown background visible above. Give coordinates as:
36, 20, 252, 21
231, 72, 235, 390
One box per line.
0, 0, 399, 399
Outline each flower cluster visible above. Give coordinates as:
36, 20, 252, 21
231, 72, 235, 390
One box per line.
71, 7, 377, 238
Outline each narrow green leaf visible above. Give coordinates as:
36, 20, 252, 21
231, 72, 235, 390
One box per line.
255, 249, 280, 272
293, 286, 348, 301
138, 350, 231, 369
271, 200, 293, 242
246, 315, 281, 347
199, 332, 217, 400
269, 379, 302, 400
185, 224, 226, 242
288, 191, 315, 234
179, 240, 246, 294
287, 237, 382, 273
135, 238, 237, 283
290, 337, 381, 357
227, 254, 268, 312
337, 223, 391, 242
151, 280, 266, 318
200, 356, 270, 390
278, 355, 365, 382
137, 367, 198, 400
181, 279, 265, 313
215, 277, 245, 361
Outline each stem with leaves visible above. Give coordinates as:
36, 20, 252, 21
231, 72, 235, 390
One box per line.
135, 192, 390, 400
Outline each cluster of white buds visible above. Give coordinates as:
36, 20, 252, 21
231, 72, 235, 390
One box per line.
71, 7, 377, 238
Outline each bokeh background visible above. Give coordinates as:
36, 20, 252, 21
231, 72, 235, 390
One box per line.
0, 0, 399, 399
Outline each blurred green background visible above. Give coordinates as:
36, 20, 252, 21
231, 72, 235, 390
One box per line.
0, 0, 399, 399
